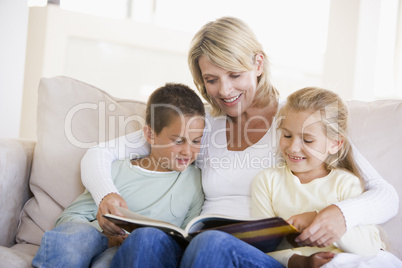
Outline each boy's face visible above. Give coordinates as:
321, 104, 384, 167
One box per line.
147, 115, 204, 172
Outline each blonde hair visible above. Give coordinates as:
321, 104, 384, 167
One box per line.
277, 87, 362, 180
188, 16, 279, 116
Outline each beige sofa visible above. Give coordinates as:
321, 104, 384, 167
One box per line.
0, 76, 401, 267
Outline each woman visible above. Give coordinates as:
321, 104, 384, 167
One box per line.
81, 17, 398, 267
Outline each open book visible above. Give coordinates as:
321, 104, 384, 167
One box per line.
103, 207, 299, 252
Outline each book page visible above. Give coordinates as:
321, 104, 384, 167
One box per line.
103, 206, 186, 237
114, 206, 170, 225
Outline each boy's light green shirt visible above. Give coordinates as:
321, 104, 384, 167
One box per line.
56, 159, 204, 231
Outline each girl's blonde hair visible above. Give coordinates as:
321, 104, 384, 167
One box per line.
277, 87, 362, 180
188, 16, 279, 116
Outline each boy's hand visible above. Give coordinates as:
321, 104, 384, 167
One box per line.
289, 252, 335, 268
106, 232, 129, 247
295, 205, 346, 247
287, 211, 317, 232
97, 193, 129, 236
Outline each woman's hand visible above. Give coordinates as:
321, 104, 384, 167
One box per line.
289, 252, 335, 268
295, 204, 346, 247
96, 193, 129, 236
287, 211, 317, 232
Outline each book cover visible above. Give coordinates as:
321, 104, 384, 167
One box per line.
103, 206, 299, 252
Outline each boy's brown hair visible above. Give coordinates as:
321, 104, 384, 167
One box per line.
145, 83, 205, 134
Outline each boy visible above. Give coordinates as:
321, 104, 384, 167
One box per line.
32, 83, 205, 267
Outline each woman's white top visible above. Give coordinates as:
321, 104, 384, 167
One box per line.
195, 110, 279, 218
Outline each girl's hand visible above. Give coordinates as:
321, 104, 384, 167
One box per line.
295, 204, 346, 247
287, 211, 317, 232
96, 193, 129, 236
289, 252, 335, 268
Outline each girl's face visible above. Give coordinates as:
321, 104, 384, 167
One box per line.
198, 55, 263, 117
279, 109, 341, 183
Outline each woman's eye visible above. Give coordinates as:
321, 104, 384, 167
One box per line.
231, 74, 241, 78
304, 140, 313, 144
205, 79, 216, 84
283, 134, 291, 138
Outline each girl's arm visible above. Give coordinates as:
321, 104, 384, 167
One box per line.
297, 143, 398, 247
250, 171, 276, 218
251, 173, 333, 268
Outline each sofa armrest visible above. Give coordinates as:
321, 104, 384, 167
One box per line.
0, 138, 36, 247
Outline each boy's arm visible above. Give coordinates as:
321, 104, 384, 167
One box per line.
55, 190, 99, 229
181, 170, 205, 229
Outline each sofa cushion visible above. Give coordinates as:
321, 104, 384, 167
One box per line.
347, 100, 402, 258
0, 139, 35, 247
16, 76, 146, 246
0, 244, 38, 268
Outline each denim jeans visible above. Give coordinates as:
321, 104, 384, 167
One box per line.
32, 222, 109, 268
33, 224, 282, 268
111, 227, 184, 268
180, 230, 283, 268
111, 228, 282, 268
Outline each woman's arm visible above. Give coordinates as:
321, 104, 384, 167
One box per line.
336, 143, 398, 228
81, 129, 150, 205
297, 143, 399, 247
81, 129, 151, 235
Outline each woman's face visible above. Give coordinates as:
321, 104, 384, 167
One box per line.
198, 55, 263, 117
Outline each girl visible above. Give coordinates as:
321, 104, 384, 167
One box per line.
251, 87, 401, 268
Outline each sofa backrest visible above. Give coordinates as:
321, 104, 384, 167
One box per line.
16, 77, 146, 245
347, 100, 402, 258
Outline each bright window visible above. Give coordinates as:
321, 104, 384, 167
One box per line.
373, 0, 401, 99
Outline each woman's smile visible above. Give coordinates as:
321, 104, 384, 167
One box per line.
198, 55, 261, 117
221, 94, 242, 106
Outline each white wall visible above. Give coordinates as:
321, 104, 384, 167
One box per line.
20, 5, 194, 139
0, 0, 29, 138
5, 1, 401, 140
